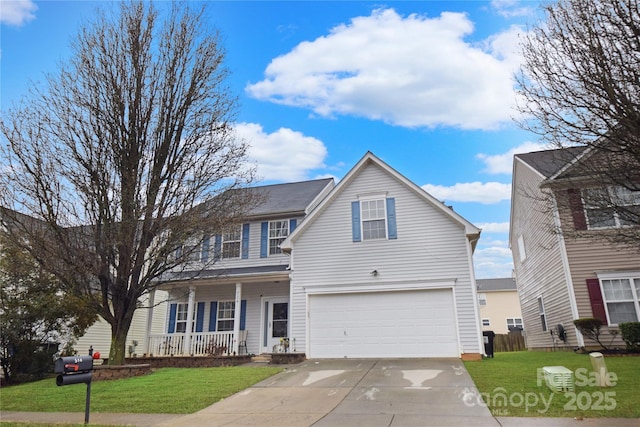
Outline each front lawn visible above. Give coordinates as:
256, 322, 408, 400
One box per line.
464, 351, 639, 418
0, 366, 282, 414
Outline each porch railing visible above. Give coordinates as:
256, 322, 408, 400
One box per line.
147, 332, 235, 356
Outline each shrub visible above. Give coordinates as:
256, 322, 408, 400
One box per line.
573, 318, 610, 350
619, 322, 640, 352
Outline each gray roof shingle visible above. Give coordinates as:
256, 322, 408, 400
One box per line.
515, 147, 585, 178
246, 178, 334, 217
477, 277, 517, 291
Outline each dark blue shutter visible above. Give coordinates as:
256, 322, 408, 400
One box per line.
168, 303, 177, 333
240, 300, 247, 330
213, 235, 222, 261
201, 236, 210, 262
260, 222, 268, 258
241, 223, 250, 259
386, 198, 397, 239
195, 302, 205, 332
351, 201, 361, 242
289, 219, 297, 233
208, 301, 218, 331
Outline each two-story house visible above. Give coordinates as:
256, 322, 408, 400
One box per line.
149, 152, 485, 360
477, 278, 523, 334
510, 147, 640, 350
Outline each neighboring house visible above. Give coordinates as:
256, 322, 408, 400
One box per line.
510, 147, 640, 350
477, 278, 523, 334
151, 152, 485, 360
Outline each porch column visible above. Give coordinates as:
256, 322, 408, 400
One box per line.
183, 286, 196, 355
233, 283, 242, 355
145, 289, 156, 355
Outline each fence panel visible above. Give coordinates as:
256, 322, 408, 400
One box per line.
494, 333, 526, 352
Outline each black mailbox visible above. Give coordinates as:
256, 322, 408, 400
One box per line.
54, 356, 93, 386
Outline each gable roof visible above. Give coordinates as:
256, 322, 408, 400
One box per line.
281, 151, 481, 251
244, 178, 334, 218
476, 277, 516, 292
514, 147, 586, 179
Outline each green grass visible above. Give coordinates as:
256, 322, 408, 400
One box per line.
464, 351, 639, 418
0, 366, 282, 414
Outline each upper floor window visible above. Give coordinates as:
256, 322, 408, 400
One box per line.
222, 226, 242, 259
582, 186, 640, 229
478, 293, 487, 306
269, 220, 289, 255
361, 199, 387, 240
351, 196, 397, 242
600, 276, 640, 325
260, 219, 296, 258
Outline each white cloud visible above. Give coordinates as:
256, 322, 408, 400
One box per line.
422, 181, 511, 204
473, 243, 514, 279
247, 8, 524, 130
476, 141, 547, 174
1, 0, 37, 26
235, 122, 327, 182
477, 222, 510, 233
491, 0, 535, 18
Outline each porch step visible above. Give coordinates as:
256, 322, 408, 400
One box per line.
251, 354, 272, 364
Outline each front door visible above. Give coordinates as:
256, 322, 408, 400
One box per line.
261, 297, 289, 353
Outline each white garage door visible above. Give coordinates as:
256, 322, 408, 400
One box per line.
308, 289, 459, 358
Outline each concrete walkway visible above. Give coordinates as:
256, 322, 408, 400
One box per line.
1, 359, 638, 426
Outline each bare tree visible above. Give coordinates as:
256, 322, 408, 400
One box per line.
0, 1, 256, 364
516, 0, 640, 247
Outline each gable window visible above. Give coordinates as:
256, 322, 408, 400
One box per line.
478, 293, 487, 306
582, 186, 640, 229
599, 276, 640, 325
507, 318, 523, 330
268, 220, 289, 255
222, 226, 242, 259
351, 196, 397, 242
217, 301, 236, 331
538, 297, 547, 332
361, 199, 387, 240
482, 318, 491, 326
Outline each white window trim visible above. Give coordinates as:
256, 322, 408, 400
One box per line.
596, 271, 640, 326
222, 226, 242, 259
506, 317, 523, 329
517, 235, 526, 262
217, 300, 236, 332
268, 220, 290, 255
359, 193, 388, 241
478, 293, 487, 306
174, 303, 197, 333
582, 186, 640, 230
538, 297, 547, 332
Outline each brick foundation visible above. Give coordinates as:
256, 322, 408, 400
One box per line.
123, 355, 252, 369
92, 364, 152, 381
270, 353, 306, 364
460, 353, 482, 361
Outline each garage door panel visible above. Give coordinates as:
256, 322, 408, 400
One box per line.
309, 289, 459, 358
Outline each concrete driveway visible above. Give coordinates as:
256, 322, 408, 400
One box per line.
156, 358, 496, 427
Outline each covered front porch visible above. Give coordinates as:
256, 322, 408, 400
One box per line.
144, 268, 295, 357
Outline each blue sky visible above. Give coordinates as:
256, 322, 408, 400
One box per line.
1, 0, 549, 279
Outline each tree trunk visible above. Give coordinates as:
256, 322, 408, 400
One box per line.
109, 316, 133, 365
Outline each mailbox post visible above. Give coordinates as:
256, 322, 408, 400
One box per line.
54, 347, 100, 425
